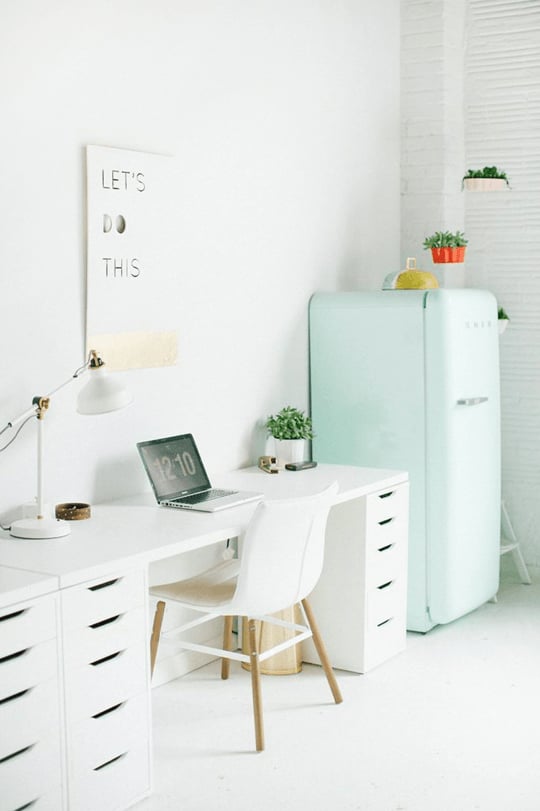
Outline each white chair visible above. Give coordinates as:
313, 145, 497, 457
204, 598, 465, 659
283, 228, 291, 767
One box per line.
149, 483, 343, 751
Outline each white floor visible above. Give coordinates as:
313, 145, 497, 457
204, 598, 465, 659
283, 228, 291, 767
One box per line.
134, 557, 540, 811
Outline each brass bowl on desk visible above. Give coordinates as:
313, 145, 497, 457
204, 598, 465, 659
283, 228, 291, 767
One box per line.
55, 502, 91, 521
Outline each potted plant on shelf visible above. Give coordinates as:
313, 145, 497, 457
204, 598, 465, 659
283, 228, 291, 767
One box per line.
265, 405, 314, 466
462, 166, 510, 192
498, 305, 510, 335
423, 231, 468, 264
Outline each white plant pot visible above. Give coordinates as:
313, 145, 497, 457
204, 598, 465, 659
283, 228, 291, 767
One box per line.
273, 439, 306, 468
498, 319, 509, 335
463, 177, 508, 192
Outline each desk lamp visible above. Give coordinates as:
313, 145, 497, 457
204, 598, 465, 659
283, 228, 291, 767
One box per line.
0, 350, 133, 539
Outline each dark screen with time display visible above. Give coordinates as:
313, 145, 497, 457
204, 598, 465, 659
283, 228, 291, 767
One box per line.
138, 434, 210, 498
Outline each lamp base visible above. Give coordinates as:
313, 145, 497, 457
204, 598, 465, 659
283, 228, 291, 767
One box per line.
10, 517, 71, 539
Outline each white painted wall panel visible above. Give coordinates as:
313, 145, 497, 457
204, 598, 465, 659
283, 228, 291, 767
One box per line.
0, 1, 400, 521
401, 0, 467, 278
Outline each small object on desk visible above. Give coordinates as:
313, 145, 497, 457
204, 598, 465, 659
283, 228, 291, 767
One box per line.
258, 455, 279, 474
285, 461, 318, 471
55, 502, 91, 521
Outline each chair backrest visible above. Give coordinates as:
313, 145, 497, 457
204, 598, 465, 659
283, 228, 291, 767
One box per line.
228, 482, 338, 617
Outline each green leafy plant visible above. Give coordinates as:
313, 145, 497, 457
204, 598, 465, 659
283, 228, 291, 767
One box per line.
423, 230, 468, 249
498, 306, 510, 321
463, 166, 509, 186
265, 406, 314, 440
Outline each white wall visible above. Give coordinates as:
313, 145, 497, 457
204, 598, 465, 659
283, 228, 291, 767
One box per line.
0, 1, 400, 519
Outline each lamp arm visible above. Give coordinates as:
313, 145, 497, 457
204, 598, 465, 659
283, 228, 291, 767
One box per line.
0, 350, 99, 437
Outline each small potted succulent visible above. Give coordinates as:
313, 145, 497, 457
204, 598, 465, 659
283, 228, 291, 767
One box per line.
498, 305, 510, 335
423, 231, 468, 264
462, 166, 510, 192
265, 406, 314, 466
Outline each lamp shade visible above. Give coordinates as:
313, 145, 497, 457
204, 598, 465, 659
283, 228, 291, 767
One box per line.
77, 368, 133, 415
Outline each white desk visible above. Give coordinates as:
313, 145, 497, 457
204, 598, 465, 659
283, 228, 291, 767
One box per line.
0, 463, 408, 811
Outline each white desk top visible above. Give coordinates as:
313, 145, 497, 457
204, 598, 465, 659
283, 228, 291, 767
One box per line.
0, 566, 59, 610
218, 464, 406, 503
0, 464, 407, 595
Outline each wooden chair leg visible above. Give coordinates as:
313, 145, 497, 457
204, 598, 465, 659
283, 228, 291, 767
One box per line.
221, 615, 234, 680
150, 600, 166, 677
247, 618, 265, 752
301, 598, 343, 704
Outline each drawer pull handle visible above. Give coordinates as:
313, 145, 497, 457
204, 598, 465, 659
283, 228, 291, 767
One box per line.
378, 543, 394, 553
457, 396, 488, 406
0, 743, 34, 765
94, 752, 127, 771
0, 688, 30, 706
90, 650, 124, 667
377, 580, 394, 591
377, 617, 393, 628
14, 800, 38, 811
92, 701, 125, 719
378, 517, 394, 526
0, 608, 26, 623
89, 614, 122, 629
378, 491, 394, 499
88, 577, 121, 592
0, 647, 28, 665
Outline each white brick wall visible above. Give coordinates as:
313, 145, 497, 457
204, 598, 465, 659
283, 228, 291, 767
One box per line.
464, 0, 540, 566
402, 0, 540, 565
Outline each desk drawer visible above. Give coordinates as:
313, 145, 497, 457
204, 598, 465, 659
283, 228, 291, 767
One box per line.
365, 510, 407, 555
0, 678, 61, 762
69, 691, 149, 776
65, 641, 148, 721
362, 611, 406, 672
1, 785, 65, 811
367, 578, 405, 628
366, 536, 406, 588
0, 736, 62, 811
0, 595, 57, 659
4, 785, 65, 811
69, 741, 151, 811
365, 484, 408, 525
0, 638, 58, 702
62, 568, 145, 630
63, 605, 147, 669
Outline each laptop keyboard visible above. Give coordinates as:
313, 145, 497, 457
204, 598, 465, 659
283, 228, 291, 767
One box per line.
176, 488, 234, 504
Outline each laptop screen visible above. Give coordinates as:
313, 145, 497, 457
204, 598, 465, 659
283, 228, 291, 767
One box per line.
137, 434, 211, 500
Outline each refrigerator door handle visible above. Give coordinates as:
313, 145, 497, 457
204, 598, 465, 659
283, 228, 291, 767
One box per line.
456, 396, 489, 406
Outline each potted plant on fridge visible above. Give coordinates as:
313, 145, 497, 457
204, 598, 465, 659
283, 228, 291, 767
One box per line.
423, 230, 468, 264
498, 305, 510, 335
462, 166, 510, 191
266, 406, 314, 466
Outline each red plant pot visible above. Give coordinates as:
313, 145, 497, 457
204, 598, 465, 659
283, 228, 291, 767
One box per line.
430, 246, 466, 264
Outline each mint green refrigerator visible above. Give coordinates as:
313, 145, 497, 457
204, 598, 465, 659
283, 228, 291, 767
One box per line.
309, 289, 501, 632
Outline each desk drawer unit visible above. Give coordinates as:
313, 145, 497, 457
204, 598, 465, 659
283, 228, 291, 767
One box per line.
61, 568, 152, 811
303, 482, 409, 673
0, 594, 64, 811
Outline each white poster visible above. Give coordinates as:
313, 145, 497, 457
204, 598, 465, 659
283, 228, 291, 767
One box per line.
86, 145, 177, 370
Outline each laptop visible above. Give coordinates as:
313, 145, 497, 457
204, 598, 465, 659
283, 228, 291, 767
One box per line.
137, 433, 262, 512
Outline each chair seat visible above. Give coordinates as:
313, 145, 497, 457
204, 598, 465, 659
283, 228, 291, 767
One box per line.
150, 559, 240, 609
